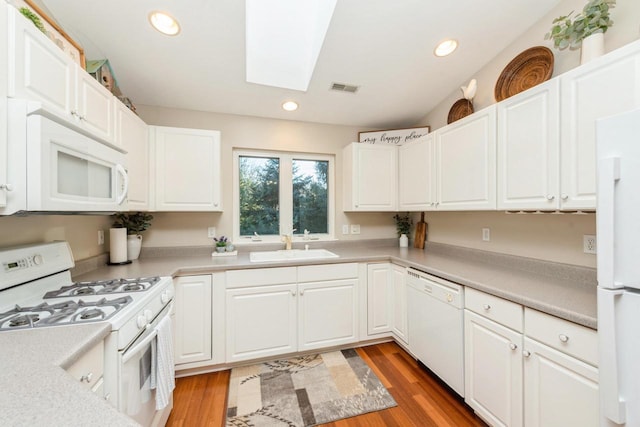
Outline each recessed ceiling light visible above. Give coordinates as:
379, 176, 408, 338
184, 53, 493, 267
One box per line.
434, 39, 458, 57
149, 11, 181, 36
282, 101, 299, 111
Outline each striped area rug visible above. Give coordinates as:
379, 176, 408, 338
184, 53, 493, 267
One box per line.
225, 348, 397, 426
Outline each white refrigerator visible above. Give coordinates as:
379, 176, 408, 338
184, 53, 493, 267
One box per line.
597, 107, 640, 427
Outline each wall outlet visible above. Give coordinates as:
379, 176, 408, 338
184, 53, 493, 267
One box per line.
207, 227, 217, 238
482, 228, 490, 242
351, 224, 361, 235
583, 235, 597, 254
342, 224, 350, 235
97, 230, 104, 245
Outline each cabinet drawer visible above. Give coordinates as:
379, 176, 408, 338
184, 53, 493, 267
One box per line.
66, 341, 104, 389
525, 308, 597, 366
465, 287, 523, 332
298, 263, 358, 282
226, 267, 297, 288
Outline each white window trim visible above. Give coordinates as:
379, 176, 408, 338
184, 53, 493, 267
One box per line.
233, 149, 335, 244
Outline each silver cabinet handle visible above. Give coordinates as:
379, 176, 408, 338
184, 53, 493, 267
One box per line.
104, 393, 111, 401
483, 304, 491, 311
80, 372, 93, 383
0, 184, 13, 192
291, 290, 296, 296
300, 290, 305, 296
509, 343, 518, 351
522, 350, 531, 358
559, 334, 569, 343
561, 194, 569, 201
547, 195, 555, 201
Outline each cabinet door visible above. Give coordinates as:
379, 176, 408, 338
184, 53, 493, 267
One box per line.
8, 7, 74, 117
344, 143, 397, 211
497, 80, 560, 210
115, 102, 149, 210
524, 338, 598, 427
0, 4, 7, 208
399, 136, 436, 211
152, 126, 222, 211
75, 65, 114, 143
174, 275, 212, 365
465, 309, 523, 427
437, 106, 497, 210
560, 44, 640, 209
298, 279, 358, 351
226, 284, 297, 362
367, 263, 393, 336
391, 264, 408, 344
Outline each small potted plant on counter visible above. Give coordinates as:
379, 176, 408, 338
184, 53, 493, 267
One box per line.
393, 212, 413, 248
112, 212, 154, 261
214, 236, 228, 253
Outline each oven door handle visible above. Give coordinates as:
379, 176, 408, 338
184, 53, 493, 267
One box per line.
122, 327, 157, 364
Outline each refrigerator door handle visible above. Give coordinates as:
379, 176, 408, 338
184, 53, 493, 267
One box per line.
597, 157, 621, 288
599, 288, 626, 424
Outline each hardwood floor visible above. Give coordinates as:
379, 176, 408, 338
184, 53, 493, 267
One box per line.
166, 342, 487, 427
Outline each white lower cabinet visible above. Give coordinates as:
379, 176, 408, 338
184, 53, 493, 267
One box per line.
523, 337, 598, 427
226, 283, 297, 362
66, 340, 104, 394
366, 263, 393, 336
173, 275, 213, 366
465, 289, 599, 427
225, 264, 359, 363
298, 279, 358, 351
465, 309, 523, 427
390, 264, 408, 344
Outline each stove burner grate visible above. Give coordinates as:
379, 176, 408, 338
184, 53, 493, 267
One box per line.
43, 276, 161, 298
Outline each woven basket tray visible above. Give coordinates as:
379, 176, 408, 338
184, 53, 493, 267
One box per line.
494, 46, 554, 102
447, 99, 474, 124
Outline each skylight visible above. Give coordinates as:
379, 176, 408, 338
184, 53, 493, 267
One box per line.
245, 0, 337, 92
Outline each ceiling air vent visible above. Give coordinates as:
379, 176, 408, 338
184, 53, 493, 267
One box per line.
330, 82, 359, 93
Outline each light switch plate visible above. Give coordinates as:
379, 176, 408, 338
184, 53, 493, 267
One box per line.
482, 228, 490, 241
207, 227, 217, 238
351, 224, 361, 235
342, 225, 349, 235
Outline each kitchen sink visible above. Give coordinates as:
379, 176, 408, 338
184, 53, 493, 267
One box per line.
249, 249, 339, 263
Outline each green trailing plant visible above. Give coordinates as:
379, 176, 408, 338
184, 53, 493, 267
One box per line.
19, 7, 46, 34
112, 212, 154, 235
393, 213, 413, 237
545, 0, 615, 50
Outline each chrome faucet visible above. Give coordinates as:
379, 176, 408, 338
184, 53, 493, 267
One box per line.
282, 229, 297, 250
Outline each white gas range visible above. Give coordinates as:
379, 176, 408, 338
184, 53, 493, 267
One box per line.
0, 241, 175, 427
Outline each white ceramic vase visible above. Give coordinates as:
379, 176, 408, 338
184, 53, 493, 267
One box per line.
127, 234, 142, 261
581, 33, 605, 65
399, 234, 409, 248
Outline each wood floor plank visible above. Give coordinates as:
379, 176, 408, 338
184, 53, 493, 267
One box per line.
166, 343, 486, 427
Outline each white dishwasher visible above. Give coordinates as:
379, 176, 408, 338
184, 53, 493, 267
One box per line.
407, 267, 464, 397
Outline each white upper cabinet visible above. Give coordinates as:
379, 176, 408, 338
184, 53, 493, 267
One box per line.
7, 7, 115, 145
74, 66, 114, 142
0, 2, 8, 208
150, 126, 222, 211
497, 80, 560, 210
115, 102, 149, 210
343, 143, 397, 211
398, 136, 436, 211
8, 6, 74, 115
437, 105, 497, 210
560, 41, 640, 210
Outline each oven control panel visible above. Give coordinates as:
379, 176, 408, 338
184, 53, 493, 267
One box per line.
0, 242, 74, 291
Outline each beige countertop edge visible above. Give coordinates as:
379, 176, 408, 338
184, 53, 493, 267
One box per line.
0, 323, 140, 426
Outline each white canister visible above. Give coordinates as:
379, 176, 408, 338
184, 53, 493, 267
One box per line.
109, 228, 128, 263
399, 234, 409, 247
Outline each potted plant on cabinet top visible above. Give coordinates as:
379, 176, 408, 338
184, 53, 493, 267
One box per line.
393, 213, 413, 248
545, 0, 615, 64
112, 212, 153, 261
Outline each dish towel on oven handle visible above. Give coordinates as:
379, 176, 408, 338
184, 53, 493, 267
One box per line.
153, 315, 175, 410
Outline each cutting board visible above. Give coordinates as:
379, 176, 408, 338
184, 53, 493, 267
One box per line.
414, 212, 427, 249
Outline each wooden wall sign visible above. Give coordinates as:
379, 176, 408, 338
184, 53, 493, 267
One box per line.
358, 126, 430, 145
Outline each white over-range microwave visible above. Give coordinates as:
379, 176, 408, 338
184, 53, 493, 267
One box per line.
1, 99, 128, 214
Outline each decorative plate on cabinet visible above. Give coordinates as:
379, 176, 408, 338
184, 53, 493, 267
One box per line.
447, 99, 474, 124
494, 46, 554, 102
